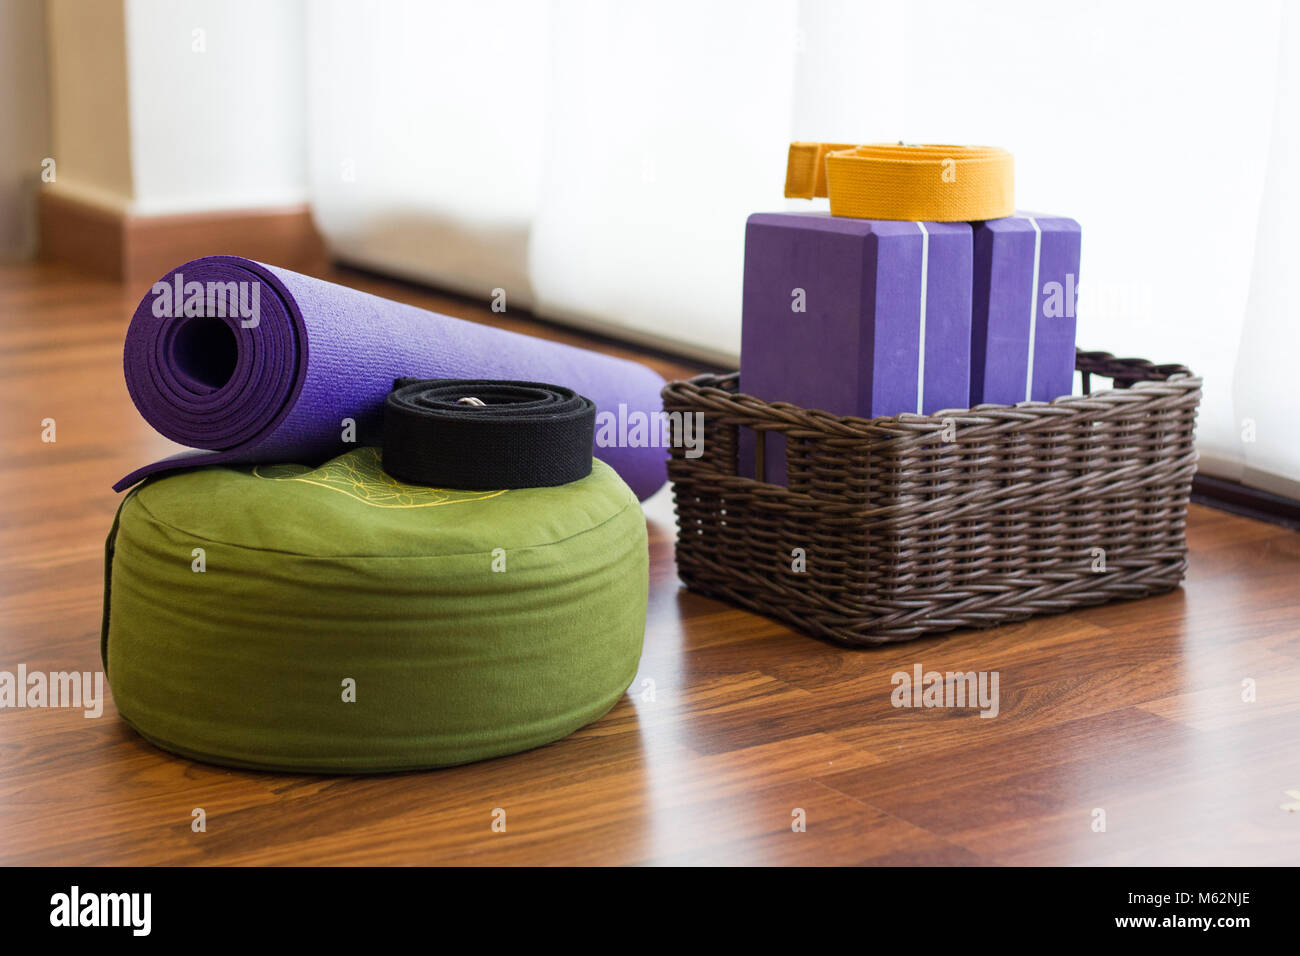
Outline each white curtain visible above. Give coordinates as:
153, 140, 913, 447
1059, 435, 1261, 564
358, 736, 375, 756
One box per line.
306, 0, 550, 306
1233, 2, 1300, 498
307, 0, 1300, 495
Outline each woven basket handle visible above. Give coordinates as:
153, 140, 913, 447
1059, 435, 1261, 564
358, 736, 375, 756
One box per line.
1076, 349, 1191, 395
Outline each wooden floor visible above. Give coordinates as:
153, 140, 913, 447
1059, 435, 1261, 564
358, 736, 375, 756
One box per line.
2, 260, 1298, 866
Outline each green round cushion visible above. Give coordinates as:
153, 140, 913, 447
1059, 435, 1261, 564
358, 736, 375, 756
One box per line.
103, 447, 647, 773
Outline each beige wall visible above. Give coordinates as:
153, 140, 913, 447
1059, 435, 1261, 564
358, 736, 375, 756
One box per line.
44, 0, 134, 210
0, 0, 51, 258
36, 0, 308, 218
123, 0, 307, 215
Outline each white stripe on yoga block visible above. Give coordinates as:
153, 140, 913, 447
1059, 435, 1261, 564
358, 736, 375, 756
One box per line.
916, 221, 930, 415
1024, 216, 1042, 403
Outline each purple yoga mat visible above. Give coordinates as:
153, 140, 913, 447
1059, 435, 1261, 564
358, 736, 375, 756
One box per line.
116, 256, 668, 499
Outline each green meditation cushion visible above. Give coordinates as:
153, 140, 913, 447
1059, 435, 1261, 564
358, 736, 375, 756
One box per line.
102, 447, 648, 773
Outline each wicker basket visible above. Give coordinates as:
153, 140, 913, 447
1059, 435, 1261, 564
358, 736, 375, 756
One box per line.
662, 349, 1202, 646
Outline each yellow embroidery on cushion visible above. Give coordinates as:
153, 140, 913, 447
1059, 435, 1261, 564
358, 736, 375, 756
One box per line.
252, 447, 507, 508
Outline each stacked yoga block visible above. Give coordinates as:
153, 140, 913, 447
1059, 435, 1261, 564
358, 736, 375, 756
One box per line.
739, 143, 1080, 484
971, 215, 1081, 406
104, 259, 665, 773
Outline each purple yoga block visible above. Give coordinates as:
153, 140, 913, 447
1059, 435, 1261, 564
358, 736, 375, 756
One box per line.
738, 211, 972, 484
970, 214, 1081, 407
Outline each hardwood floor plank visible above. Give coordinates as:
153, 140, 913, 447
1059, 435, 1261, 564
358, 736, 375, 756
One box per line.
2, 260, 1298, 866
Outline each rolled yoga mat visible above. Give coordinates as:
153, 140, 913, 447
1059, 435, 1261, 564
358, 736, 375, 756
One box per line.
116, 256, 668, 499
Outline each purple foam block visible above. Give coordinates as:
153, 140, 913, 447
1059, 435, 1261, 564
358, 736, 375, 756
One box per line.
970, 214, 1081, 406
115, 256, 667, 499
738, 212, 972, 484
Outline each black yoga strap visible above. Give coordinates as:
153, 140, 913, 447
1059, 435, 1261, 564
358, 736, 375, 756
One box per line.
382, 378, 596, 489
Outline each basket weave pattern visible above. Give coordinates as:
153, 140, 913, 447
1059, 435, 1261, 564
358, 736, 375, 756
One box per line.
663, 350, 1202, 646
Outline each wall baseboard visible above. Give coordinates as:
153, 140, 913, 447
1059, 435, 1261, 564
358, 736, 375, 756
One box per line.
1192, 473, 1300, 532
38, 191, 328, 288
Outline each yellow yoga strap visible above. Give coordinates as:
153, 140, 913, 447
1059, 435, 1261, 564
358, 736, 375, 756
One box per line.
784, 142, 1015, 222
